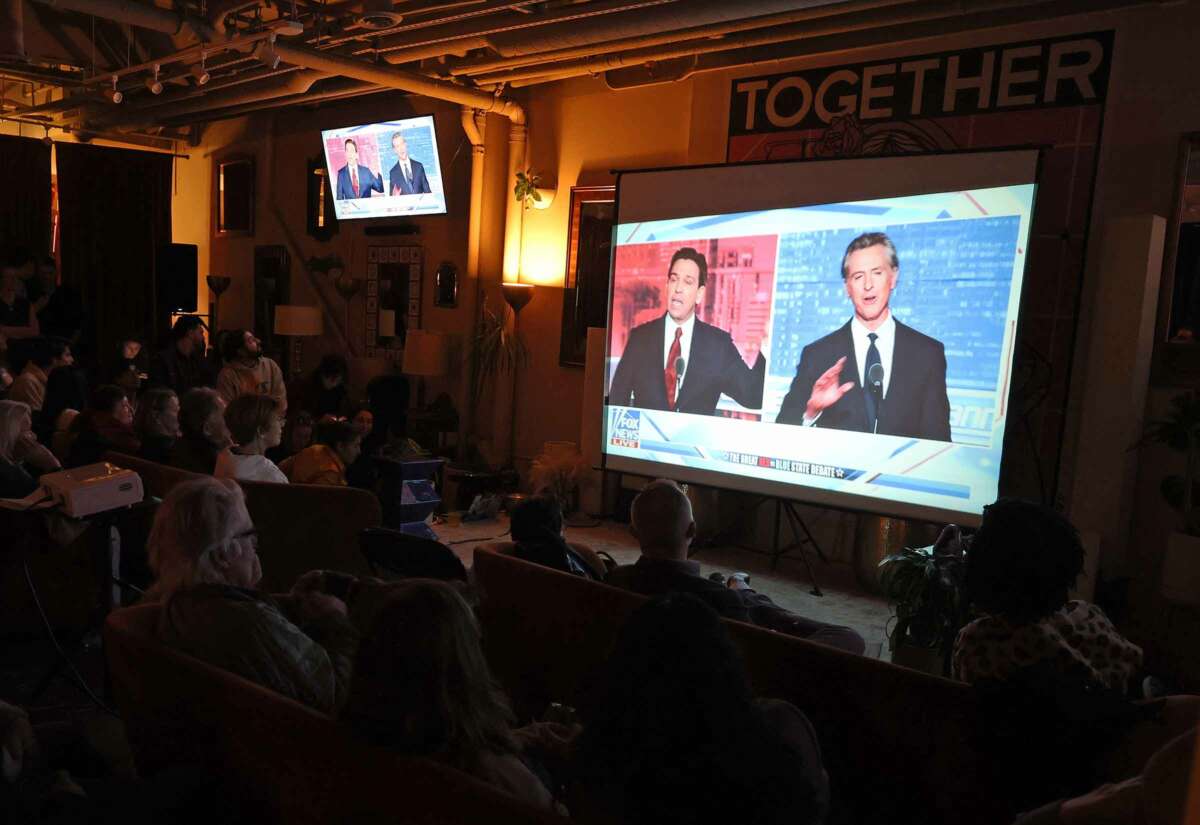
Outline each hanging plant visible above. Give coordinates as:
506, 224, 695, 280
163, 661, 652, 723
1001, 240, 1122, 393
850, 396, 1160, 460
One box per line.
513, 170, 542, 209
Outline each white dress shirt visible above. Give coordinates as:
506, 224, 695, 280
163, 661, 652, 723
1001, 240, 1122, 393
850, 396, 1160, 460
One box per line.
661, 312, 696, 390
803, 311, 897, 426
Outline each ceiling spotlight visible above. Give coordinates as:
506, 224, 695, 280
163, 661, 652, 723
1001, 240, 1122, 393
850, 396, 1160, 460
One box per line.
191, 57, 210, 86
144, 64, 163, 95
103, 75, 123, 104
254, 35, 280, 70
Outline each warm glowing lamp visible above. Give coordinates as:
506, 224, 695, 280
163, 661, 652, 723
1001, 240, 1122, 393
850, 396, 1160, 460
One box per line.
274, 304, 323, 379
499, 282, 535, 466
501, 282, 535, 314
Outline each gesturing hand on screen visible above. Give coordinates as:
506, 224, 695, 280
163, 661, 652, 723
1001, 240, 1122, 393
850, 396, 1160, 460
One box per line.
806, 356, 856, 420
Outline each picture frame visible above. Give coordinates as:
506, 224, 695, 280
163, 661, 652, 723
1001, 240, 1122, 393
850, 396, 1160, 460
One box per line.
559, 185, 616, 367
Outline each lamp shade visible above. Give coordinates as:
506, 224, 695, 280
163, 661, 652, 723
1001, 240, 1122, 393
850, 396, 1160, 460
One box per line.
402, 329, 448, 376
274, 305, 323, 337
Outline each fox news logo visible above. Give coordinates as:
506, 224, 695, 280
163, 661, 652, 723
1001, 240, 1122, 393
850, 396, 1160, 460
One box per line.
610, 408, 641, 449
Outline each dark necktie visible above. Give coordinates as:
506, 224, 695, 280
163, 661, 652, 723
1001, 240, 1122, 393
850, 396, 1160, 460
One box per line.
863, 332, 881, 432
664, 327, 682, 409
351, 167, 359, 197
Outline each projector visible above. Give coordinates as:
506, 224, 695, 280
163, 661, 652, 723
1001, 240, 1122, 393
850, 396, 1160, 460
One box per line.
40, 463, 143, 519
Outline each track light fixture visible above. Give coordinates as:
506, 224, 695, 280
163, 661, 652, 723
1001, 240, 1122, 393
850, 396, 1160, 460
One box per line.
103, 75, 123, 104
254, 34, 280, 70
191, 55, 210, 86
144, 64, 163, 95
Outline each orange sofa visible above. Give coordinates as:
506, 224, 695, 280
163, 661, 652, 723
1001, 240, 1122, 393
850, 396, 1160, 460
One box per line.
472, 545, 1004, 825
104, 603, 564, 825
105, 452, 378, 591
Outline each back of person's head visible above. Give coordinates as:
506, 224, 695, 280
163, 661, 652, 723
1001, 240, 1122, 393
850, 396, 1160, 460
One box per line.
966, 498, 1085, 624
89, 384, 128, 416
315, 354, 348, 385
510, 494, 563, 543
577, 593, 816, 825
145, 477, 257, 602
135, 387, 179, 437
179, 387, 223, 440
26, 336, 69, 370
41, 365, 85, 423
220, 328, 248, 364
315, 417, 359, 449
630, 479, 694, 559
343, 579, 517, 762
0, 399, 31, 461
224, 394, 279, 446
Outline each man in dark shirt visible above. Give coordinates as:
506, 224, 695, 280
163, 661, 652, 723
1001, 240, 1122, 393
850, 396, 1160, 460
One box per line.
31, 257, 84, 344
150, 315, 214, 396
606, 479, 865, 654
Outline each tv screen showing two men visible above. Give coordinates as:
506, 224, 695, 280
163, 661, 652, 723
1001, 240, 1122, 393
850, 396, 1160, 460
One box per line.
321, 115, 447, 219
604, 173, 1036, 525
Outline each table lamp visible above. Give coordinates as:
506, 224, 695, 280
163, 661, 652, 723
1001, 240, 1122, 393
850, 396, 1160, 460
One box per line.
274, 304, 324, 379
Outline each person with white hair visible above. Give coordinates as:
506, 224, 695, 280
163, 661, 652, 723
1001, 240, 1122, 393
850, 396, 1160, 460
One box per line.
145, 477, 359, 713
0, 399, 60, 498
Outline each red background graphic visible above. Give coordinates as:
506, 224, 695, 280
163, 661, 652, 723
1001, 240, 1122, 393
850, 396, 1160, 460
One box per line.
325, 135, 385, 196
610, 235, 777, 367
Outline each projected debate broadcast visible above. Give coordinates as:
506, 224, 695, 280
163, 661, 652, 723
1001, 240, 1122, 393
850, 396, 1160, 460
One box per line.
603, 181, 1036, 523
321, 114, 447, 219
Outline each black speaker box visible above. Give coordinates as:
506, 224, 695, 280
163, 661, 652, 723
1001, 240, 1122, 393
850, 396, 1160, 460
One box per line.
156, 243, 198, 313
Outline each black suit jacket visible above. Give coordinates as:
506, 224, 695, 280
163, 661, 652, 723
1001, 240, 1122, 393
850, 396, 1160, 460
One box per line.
775, 319, 951, 441
388, 159, 431, 195
608, 315, 766, 416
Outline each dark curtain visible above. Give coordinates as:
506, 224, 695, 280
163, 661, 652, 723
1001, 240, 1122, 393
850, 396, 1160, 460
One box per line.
0, 134, 52, 259
56, 143, 172, 368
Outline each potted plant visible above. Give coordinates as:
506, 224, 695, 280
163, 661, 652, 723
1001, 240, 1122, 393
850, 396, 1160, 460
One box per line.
878, 527, 970, 676
1142, 391, 1200, 603
513, 170, 543, 209
530, 442, 589, 517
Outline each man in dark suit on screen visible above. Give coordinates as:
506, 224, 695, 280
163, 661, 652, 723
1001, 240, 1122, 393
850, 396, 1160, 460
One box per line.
387, 132, 431, 196
775, 231, 951, 441
335, 138, 384, 200
608, 247, 766, 416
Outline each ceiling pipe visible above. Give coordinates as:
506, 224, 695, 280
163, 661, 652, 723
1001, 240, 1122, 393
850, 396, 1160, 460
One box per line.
0, 0, 25, 62
270, 40, 525, 123
29, 0, 218, 41
150, 78, 387, 126
110, 69, 331, 128
477, 0, 1071, 87
315, 0, 547, 50
452, 0, 921, 76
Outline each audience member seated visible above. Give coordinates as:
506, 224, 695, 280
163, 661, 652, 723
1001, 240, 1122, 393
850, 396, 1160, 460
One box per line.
953, 499, 1142, 692
144, 477, 358, 714
289, 354, 350, 420
606, 480, 865, 654
30, 255, 82, 344
8, 336, 72, 412
345, 403, 384, 490
266, 408, 314, 465
341, 579, 561, 812
0, 362, 12, 399
0, 261, 38, 346
134, 387, 180, 464
0, 399, 61, 498
216, 328, 287, 415
110, 337, 147, 396
149, 315, 213, 396
35, 360, 86, 443
510, 495, 604, 580
571, 593, 828, 825
284, 418, 360, 486
66, 385, 139, 467
215, 393, 288, 484
169, 387, 231, 475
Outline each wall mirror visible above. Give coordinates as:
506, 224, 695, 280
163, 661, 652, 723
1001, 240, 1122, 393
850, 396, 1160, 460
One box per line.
1163, 135, 1200, 344
559, 185, 615, 367
216, 156, 254, 236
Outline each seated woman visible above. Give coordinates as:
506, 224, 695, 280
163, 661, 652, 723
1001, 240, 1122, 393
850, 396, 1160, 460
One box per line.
134, 387, 180, 464
169, 388, 232, 475
65, 385, 139, 467
341, 579, 560, 812
284, 418, 360, 486
0, 399, 60, 498
265, 408, 314, 466
510, 495, 605, 580
145, 477, 357, 714
216, 394, 288, 484
571, 593, 829, 825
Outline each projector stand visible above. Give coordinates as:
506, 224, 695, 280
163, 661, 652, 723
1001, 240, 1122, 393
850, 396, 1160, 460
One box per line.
768, 498, 828, 597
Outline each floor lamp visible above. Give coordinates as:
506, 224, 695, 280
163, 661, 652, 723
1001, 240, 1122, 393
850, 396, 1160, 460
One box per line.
274, 305, 323, 380
501, 283, 535, 467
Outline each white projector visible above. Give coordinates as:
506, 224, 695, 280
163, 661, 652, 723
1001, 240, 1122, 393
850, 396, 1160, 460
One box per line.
40, 463, 144, 518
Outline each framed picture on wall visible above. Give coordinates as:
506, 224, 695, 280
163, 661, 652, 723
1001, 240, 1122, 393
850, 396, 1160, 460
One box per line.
559, 186, 615, 367
215, 156, 255, 236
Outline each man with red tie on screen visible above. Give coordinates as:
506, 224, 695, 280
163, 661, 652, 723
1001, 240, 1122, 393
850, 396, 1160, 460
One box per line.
335, 138, 384, 200
608, 247, 766, 416
775, 232, 951, 441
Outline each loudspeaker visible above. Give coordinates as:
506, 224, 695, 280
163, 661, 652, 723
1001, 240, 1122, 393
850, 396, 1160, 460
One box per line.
156, 243, 198, 313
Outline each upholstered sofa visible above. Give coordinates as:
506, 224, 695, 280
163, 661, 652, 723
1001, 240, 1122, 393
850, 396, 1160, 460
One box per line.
472, 545, 1005, 825
105, 452, 378, 591
104, 602, 564, 825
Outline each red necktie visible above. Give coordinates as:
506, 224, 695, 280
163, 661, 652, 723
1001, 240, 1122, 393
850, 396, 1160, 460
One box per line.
665, 327, 682, 409
351, 167, 360, 197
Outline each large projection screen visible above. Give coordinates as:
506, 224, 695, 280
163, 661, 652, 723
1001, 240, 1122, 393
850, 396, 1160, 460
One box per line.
602, 149, 1040, 526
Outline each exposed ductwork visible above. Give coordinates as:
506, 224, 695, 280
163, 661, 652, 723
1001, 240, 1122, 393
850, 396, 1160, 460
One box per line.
270, 41, 525, 123
114, 69, 331, 128
30, 0, 219, 41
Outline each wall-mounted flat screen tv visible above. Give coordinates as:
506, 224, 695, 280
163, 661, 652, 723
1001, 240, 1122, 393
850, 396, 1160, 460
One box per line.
320, 114, 446, 219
